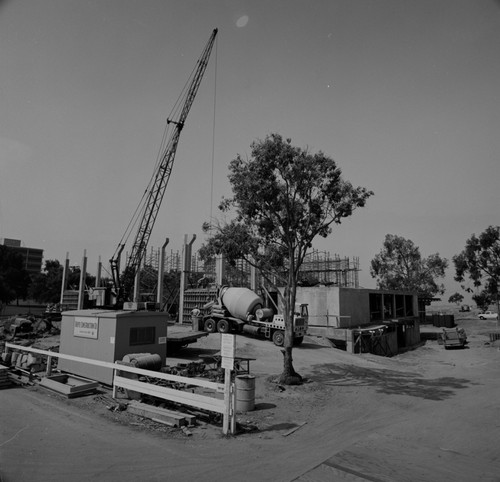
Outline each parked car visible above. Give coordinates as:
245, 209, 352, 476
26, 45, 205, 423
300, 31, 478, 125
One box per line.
478, 311, 498, 320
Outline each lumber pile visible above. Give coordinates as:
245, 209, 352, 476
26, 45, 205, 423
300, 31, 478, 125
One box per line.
127, 400, 196, 427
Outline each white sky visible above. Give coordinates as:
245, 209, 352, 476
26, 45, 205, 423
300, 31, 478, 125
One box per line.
1, 0, 499, 299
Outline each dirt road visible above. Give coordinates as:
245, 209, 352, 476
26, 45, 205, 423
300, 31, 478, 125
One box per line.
1, 317, 499, 481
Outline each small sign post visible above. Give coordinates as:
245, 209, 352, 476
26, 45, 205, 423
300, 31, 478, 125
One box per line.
221, 333, 236, 435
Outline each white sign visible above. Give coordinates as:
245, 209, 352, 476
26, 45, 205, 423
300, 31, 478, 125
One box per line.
221, 356, 234, 370
74, 316, 99, 339
220, 333, 236, 358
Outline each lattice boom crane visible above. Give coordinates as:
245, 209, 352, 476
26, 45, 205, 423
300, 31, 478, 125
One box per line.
110, 28, 218, 302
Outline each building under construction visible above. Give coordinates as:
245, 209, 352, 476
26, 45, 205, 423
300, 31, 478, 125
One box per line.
137, 245, 360, 314
142, 246, 359, 288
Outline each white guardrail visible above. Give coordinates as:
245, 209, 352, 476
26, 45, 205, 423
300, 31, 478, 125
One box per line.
4, 342, 235, 433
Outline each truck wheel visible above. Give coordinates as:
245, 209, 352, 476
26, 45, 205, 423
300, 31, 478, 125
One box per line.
204, 318, 217, 333
272, 330, 285, 347
293, 336, 304, 346
217, 319, 230, 333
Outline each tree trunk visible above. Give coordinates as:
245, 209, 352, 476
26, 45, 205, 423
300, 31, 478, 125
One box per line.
277, 253, 303, 385
278, 346, 302, 385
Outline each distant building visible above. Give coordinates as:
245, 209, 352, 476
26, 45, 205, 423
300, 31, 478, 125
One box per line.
1, 238, 44, 276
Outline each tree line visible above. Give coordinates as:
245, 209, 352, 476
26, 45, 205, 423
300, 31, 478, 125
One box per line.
0, 252, 94, 309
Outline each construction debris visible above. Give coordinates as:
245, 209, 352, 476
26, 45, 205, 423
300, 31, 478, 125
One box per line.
39, 374, 99, 398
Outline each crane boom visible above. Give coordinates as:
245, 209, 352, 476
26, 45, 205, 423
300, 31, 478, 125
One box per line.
111, 28, 218, 302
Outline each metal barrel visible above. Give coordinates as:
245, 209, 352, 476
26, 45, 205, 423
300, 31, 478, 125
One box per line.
128, 353, 162, 371
235, 374, 255, 412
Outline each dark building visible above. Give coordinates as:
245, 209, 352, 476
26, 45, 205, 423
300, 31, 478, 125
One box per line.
1, 238, 44, 276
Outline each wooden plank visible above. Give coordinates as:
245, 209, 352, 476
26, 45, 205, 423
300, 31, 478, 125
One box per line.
127, 401, 186, 427
114, 376, 225, 414
128, 400, 196, 425
131, 402, 196, 426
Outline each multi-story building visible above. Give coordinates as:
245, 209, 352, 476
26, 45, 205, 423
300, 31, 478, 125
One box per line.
1, 238, 43, 276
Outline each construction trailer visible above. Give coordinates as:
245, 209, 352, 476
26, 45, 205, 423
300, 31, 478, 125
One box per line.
58, 309, 167, 385
299, 286, 420, 356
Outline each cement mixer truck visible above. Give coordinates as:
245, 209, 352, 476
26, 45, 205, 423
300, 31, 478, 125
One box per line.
200, 286, 308, 346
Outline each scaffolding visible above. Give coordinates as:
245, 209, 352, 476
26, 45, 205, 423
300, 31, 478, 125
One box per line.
300, 250, 359, 288
140, 246, 358, 290
133, 245, 360, 315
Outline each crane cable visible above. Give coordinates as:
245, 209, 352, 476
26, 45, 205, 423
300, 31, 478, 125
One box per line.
209, 36, 218, 232
112, 41, 212, 260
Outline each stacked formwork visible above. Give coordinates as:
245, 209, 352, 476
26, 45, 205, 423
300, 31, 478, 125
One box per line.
181, 287, 218, 324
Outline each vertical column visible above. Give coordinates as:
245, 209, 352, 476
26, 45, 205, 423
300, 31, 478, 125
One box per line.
250, 261, 257, 292
59, 252, 69, 305
179, 235, 196, 324
157, 238, 169, 306
133, 257, 141, 303
77, 250, 87, 310
96, 256, 102, 288
215, 254, 224, 286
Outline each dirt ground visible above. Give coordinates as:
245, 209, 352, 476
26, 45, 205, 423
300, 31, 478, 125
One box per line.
3, 314, 500, 481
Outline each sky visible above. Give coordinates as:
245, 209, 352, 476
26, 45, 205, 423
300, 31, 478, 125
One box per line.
1, 0, 499, 301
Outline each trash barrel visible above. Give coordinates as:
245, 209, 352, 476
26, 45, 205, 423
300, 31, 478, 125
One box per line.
235, 375, 255, 412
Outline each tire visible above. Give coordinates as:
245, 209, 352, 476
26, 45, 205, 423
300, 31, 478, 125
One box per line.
479, 316, 485, 320
204, 318, 217, 333
272, 330, 285, 347
293, 336, 304, 346
217, 319, 230, 334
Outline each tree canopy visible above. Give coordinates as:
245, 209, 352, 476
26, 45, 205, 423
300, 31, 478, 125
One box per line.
453, 226, 500, 313
201, 133, 373, 384
0, 245, 31, 305
28, 260, 95, 304
370, 234, 448, 298
448, 292, 464, 305
28, 260, 64, 304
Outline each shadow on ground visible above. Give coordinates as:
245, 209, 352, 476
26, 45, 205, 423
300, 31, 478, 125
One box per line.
254, 402, 277, 411
307, 363, 476, 401
259, 422, 297, 432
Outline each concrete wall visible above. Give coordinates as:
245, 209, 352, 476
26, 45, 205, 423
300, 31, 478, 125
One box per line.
296, 286, 419, 329
339, 289, 371, 328
296, 286, 340, 327
296, 286, 421, 356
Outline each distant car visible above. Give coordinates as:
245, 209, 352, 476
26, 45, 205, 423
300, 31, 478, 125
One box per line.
478, 311, 498, 320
